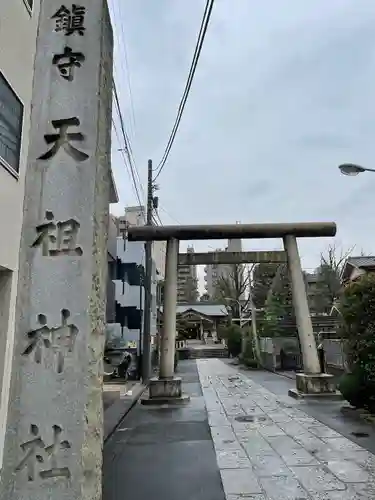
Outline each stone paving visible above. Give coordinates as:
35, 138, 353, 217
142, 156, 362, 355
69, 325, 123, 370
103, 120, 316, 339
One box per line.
197, 359, 375, 500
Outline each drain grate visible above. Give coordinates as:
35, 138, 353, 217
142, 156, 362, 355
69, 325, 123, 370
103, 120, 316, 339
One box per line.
235, 415, 268, 423
351, 431, 369, 438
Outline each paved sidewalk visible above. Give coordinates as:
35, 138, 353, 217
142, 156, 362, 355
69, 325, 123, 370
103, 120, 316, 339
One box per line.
103, 360, 225, 500
103, 380, 146, 442
198, 359, 375, 499
231, 362, 375, 455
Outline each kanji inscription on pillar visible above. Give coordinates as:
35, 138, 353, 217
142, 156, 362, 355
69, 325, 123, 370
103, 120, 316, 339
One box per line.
53, 46, 85, 81
0, 0, 113, 497
31, 211, 83, 257
22, 309, 79, 373
38, 117, 89, 161
16, 424, 71, 482
52, 5, 86, 36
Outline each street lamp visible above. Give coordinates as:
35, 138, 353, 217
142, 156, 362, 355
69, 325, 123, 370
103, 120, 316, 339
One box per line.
338, 163, 375, 176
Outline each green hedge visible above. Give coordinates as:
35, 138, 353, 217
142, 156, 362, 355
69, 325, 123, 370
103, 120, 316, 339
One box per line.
221, 324, 242, 357
339, 274, 375, 412
239, 338, 259, 369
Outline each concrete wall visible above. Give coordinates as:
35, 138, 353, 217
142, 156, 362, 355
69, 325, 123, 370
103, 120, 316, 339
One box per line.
107, 214, 119, 259
259, 337, 301, 371
0, 0, 40, 467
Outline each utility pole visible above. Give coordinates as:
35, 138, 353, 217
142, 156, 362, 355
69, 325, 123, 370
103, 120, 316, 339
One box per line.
248, 264, 261, 363
138, 265, 144, 379
239, 305, 246, 355
142, 159, 153, 382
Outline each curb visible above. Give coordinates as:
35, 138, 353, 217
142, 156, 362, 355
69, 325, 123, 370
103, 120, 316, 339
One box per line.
341, 405, 375, 426
104, 382, 147, 443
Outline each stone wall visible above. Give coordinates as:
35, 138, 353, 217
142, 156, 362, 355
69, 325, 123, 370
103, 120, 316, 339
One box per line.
259, 336, 347, 374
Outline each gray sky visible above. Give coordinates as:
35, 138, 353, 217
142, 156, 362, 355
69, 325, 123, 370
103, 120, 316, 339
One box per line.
109, 0, 375, 286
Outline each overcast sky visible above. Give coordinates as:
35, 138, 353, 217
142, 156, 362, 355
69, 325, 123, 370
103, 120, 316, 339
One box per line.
109, 0, 375, 286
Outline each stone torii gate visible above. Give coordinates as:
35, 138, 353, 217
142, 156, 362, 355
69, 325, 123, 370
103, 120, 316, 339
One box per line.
128, 222, 338, 401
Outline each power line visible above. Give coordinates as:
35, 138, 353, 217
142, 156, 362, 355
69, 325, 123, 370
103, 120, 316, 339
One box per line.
111, 0, 137, 136
153, 0, 215, 181
108, 0, 137, 140
159, 205, 182, 224
152, 215, 160, 226
113, 79, 146, 216
112, 119, 144, 209
154, 211, 163, 226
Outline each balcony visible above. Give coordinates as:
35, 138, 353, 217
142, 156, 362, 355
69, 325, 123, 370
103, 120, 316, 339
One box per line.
106, 279, 116, 322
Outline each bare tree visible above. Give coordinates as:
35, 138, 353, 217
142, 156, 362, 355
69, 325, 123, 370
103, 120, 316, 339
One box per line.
315, 243, 353, 314
214, 264, 251, 319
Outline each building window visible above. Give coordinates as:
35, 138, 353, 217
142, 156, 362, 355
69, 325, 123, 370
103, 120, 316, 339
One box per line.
0, 72, 23, 176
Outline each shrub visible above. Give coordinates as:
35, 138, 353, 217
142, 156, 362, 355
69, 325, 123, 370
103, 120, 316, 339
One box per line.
240, 338, 259, 369
339, 369, 368, 409
243, 358, 259, 369
339, 274, 375, 411
221, 324, 242, 357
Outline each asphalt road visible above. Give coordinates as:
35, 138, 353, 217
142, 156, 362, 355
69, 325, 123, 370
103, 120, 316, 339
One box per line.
103, 360, 225, 500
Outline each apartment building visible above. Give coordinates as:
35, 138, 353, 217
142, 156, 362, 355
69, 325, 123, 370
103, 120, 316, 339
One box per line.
117, 205, 166, 281
204, 238, 243, 298
105, 206, 165, 357
0, 0, 41, 467
106, 237, 158, 352
177, 245, 198, 303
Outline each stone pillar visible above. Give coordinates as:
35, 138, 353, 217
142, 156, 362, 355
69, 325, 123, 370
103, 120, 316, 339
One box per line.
159, 238, 179, 379
283, 235, 320, 373
284, 236, 336, 397
0, 2, 113, 499
146, 238, 189, 403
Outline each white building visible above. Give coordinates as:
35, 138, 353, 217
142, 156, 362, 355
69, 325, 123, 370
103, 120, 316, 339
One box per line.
107, 206, 165, 352
0, 0, 40, 467
177, 245, 198, 303
204, 239, 243, 298
106, 238, 158, 350
118, 205, 166, 280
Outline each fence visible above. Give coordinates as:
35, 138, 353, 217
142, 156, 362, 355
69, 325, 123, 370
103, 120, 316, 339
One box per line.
175, 339, 188, 349
323, 338, 347, 372
259, 336, 347, 373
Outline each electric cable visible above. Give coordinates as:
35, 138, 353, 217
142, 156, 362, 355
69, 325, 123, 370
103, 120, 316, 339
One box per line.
153, 0, 215, 181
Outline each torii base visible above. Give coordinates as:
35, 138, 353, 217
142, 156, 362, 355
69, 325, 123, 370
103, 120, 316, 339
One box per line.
288, 372, 342, 400
141, 377, 190, 406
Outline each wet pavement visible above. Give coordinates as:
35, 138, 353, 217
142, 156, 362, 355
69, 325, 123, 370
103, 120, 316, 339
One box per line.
103, 359, 375, 499
200, 359, 375, 499
229, 362, 375, 455
103, 360, 225, 500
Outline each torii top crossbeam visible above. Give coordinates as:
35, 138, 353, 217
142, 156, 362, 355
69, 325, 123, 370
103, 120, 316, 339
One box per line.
127, 222, 336, 241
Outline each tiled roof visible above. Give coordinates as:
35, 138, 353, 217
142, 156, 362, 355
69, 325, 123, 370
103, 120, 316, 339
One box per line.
175, 304, 228, 317
346, 256, 375, 269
